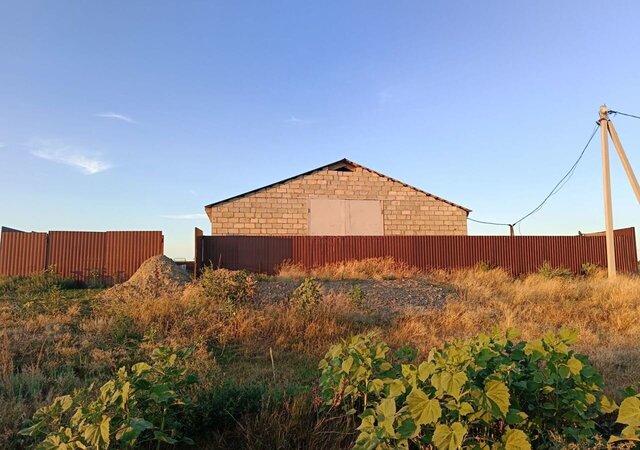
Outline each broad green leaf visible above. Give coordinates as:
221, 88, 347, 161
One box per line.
502, 428, 531, 450
608, 425, 640, 443
566, 357, 583, 376
505, 409, 527, 425
432, 371, 467, 400
396, 418, 418, 439
342, 356, 354, 374
376, 398, 396, 435
131, 362, 151, 376
417, 361, 435, 381
385, 378, 406, 398
458, 402, 474, 416
523, 340, 547, 358
432, 422, 467, 450
368, 378, 384, 394
505, 328, 521, 341
485, 380, 510, 416
406, 388, 441, 425
100, 416, 111, 445
379, 361, 393, 372
357, 413, 376, 432
600, 395, 619, 414
401, 364, 417, 386
153, 431, 178, 444
617, 396, 640, 427
558, 328, 578, 345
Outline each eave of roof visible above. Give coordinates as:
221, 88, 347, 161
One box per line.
204, 158, 471, 213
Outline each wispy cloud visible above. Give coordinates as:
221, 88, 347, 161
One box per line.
97, 112, 136, 123
285, 116, 315, 125
29, 139, 112, 175
161, 213, 208, 220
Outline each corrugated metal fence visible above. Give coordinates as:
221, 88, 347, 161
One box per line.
0, 228, 164, 285
195, 227, 638, 276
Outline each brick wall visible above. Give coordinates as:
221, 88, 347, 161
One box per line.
205, 166, 468, 236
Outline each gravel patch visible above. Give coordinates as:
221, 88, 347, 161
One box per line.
255, 278, 453, 317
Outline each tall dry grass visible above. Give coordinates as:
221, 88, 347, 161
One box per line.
278, 256, 421, 280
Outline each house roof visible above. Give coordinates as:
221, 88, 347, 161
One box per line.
204, 158, 471, 213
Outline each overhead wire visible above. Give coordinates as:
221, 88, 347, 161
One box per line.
467, 122, 600, 230
609, 110, 640, 120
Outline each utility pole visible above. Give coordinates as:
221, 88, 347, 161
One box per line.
599, 105, 616, 278
598, 105, 640, 278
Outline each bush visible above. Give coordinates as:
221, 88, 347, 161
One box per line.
20, 346, 199, 449
291, 278, 322, 309
199, 267, 256, 304
318, 329, 629, 449
538, 261, 573, 279
581, 262, 602, 277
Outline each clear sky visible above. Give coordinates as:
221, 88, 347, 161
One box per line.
1, 1, 639, 258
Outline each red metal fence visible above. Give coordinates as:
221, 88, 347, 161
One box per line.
0, 228, 164, 285
195, 227, 638, 276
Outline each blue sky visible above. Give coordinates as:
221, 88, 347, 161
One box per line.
1, 1, 639, 258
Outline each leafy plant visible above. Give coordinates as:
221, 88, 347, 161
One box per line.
87, 269, 106, 289
609, 393, 640, 444
537, 261, 573, 279
291, 277, 323, 309
199, 267, 256, 304
20, 346, 199, 449
318, 329, 624, 450
580, 262, 601, 277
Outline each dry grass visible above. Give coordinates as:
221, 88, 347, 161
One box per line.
1, 264, 639, 449
278, 256, 421, 280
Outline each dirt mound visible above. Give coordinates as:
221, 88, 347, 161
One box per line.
104, 255, 192, 299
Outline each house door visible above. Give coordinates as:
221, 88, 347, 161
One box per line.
308, 199, 383, 235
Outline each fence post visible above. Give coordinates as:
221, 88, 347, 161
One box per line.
194, 228, 203, 278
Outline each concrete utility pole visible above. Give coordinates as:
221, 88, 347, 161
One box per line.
598, 105, 640, 278
599, 105, 616, 278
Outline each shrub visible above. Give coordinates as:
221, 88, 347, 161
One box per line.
318, 329, 627, 449
538, 261, 573, 279
199, 267, 256, 304
291, 278, 323, 309
20, 346, 199, 449
581, 262, 602, 277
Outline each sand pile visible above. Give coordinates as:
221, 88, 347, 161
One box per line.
104, 255, 192, 299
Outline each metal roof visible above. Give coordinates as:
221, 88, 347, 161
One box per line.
204, 158, 471, 213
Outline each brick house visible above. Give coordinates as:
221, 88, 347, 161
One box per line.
204, 159, 470, 236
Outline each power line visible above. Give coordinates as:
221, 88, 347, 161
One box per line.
609, 110, 640, 120
467, 217, 510, 226
512, 123, 599, 226
467, 123, 600, 229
